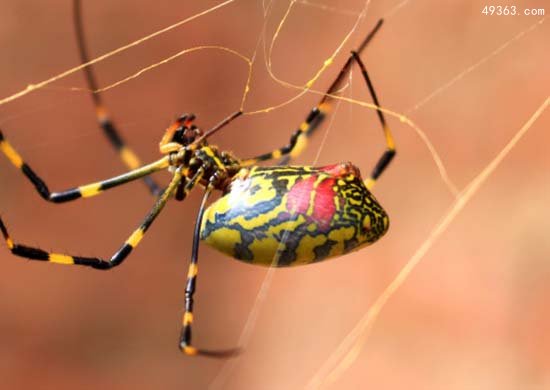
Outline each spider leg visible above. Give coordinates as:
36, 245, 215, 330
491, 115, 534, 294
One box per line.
179, 184, 240, 358
73, 0, 162, 196
241, 19, 384, 167
350, 51, 395, 190
0, 129, 169, 203
0, 166, 195, 269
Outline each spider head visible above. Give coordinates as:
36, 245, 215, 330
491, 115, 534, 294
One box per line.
170, 113, 204, 146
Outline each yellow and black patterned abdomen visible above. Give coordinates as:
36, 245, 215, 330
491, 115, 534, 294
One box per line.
200, 163, 389, 266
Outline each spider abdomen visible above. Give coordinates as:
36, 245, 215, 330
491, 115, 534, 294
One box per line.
200, 163, 389, 266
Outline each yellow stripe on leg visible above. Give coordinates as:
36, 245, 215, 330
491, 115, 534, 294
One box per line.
126, 228, 144, 248
182, 312, 194, 326
5, 237, 14, 250
0, 140, 24, 168
364, 177, 376, 190
95, 106, 109, 122
384, 125, 395, 150
290, 134, 308, 158
187, 263, 198, 278
270, 150, 281, 159
49, 254, 75, 265
318, 102, 332, 114
120, 147, 141, 170
183, 346, 198, 356
78, 183, 102, 198
160, 142, 181, 154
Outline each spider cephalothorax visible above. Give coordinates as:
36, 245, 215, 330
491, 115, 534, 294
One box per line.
159, 112, 244, 194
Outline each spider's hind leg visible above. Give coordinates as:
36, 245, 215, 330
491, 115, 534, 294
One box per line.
241, 20, 386, 168
350, 51, 396, 190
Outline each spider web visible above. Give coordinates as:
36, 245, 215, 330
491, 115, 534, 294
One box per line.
0, 1, 548, 389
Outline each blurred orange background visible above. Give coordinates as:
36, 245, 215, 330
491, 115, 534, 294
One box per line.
0, 1, 549, 389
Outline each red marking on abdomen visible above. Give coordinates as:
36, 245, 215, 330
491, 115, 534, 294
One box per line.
311, 178, 336, 231
286, 176, 316, 215
286, 175, 337, 231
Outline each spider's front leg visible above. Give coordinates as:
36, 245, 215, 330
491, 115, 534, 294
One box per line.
0, 166, 197, 269
73, 0, 162, 196
0, 129, 169, 203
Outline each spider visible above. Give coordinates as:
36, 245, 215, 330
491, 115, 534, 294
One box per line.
0, 1, 395, 357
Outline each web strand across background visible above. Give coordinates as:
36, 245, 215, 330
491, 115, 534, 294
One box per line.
0, 1, 548, 389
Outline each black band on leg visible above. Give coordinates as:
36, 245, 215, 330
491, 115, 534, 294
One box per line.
371, 149, 396, 180
73, 0, 162, 196
0, 168, 184, 272
178, 185, 240, 358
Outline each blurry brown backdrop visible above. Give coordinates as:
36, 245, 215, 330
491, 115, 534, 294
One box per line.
0, 1, 549, 389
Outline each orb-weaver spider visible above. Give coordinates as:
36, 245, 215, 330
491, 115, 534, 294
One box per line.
0, 1, 395, 357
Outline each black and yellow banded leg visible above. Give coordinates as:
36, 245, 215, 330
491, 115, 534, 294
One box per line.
241, 19, 385, 167
73, 0, 161, 196
350, 52, 396, 190
0, 167, 190, 270
94, 106, 162, 195
0, 129, 169, 203
240, 102, 330, 167
179, 184, 240, 358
